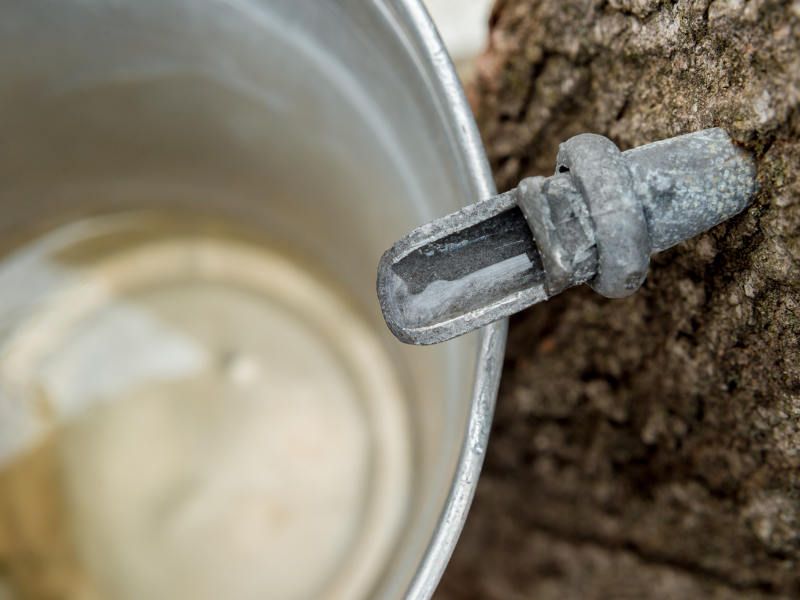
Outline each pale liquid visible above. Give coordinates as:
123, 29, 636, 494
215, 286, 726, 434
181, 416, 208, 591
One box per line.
0, 216, 410, 600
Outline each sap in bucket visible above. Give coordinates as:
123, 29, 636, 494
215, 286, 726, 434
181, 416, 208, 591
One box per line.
0, 2, 504, 600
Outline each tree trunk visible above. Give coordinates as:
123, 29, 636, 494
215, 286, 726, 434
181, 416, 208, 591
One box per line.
435, 1, 800, 599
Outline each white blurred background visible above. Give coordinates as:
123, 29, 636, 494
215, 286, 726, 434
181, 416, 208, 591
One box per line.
422, 0, 494, 81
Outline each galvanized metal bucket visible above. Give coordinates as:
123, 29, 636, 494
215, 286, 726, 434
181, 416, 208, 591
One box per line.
0, 1, 503, 600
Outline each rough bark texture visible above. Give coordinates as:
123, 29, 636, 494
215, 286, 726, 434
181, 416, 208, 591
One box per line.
434, 1, 800, 598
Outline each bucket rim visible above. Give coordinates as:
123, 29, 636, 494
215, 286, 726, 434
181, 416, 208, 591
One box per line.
377, 2, 508, 599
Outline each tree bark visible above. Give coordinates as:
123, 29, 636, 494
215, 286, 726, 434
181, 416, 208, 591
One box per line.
435, 1, 800, 598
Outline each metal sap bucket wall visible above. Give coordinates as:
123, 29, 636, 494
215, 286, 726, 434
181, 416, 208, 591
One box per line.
0, 2, 504, 600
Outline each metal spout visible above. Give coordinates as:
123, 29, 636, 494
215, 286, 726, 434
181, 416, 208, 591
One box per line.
377, 128, 759, 345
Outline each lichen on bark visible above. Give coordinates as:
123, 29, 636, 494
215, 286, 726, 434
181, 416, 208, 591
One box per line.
436, 1, 800, 598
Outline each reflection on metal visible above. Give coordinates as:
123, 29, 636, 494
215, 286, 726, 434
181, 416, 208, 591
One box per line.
392, 3, 506, 600
378, 128, 760, 345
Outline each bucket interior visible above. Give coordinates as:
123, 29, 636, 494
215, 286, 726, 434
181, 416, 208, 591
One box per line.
0, 2, 479, 599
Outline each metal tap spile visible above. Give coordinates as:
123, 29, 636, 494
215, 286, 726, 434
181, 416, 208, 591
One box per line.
377, 128, 759, 345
